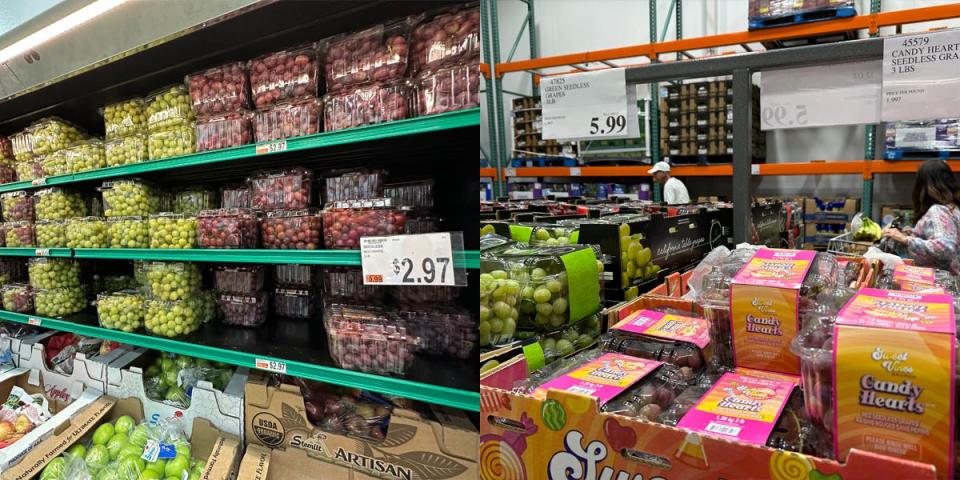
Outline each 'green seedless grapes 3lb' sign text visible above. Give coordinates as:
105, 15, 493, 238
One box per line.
541, 68, 640, 141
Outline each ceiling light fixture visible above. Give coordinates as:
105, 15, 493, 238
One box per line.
0, 0, 128, 64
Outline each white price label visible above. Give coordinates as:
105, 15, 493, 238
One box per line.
751, 164, 760, 175
255, 358, 287, 374
31, 178, 46, 186
27, 317, 41, 326
760, 61, 881, 130
541, 68, 640, 141
569, 167, 581, 176
883, 29, 960, 121
255, 140, 287, 155
361, 233, 456, 286
504, 168, 516, 177
34, 249, 49, 257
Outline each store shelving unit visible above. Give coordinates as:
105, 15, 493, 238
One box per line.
481, 3, 960, 241
0, 1, 481, 412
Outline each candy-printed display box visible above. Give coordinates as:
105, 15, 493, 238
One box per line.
730, 248, 816, 374
833, 288, 955, 480
480, 385, 937, 480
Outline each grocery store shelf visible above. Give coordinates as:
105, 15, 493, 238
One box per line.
501, 160, 958, 179
0, 309, 479, 411
0, 108, 480, 194
0, 248, 71, 257
71, 248, 481, 269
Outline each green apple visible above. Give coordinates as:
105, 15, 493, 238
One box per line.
67, 443, 87, 459
165, 455, 190, 478
39, 456, 66, 480
85, 444, 111, 471
130, 424, 151, 448
92, 423, 115, 446
114, 415, 136, 435
146, 459, 167, 475
140, 470, 162, 480
106, 432, 129, 459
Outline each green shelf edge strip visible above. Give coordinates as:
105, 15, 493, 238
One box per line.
0, 310, 479, 411
0, 248, 480, 269
0, 109, 480, 194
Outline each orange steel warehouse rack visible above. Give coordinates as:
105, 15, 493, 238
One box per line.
480, 2, 960, 242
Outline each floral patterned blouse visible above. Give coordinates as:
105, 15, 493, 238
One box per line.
900, 204, 960, 275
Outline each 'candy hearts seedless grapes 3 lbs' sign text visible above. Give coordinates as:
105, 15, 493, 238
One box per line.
883, 29, 960, 121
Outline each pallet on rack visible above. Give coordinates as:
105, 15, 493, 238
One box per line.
884, 148, 960, 161
665, 154, 766, 166
749, 5, 856, 30
509, 156, 579, 167
581, 158, 650, 166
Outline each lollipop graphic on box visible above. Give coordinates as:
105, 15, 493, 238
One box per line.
480, 413, 537, 480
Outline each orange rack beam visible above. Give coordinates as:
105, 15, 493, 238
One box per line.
480, 167, 497, 178
500, 160, 960, 178
495, 4, 960, 76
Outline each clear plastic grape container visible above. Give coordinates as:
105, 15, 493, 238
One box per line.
273, 287, 314, 319
0, 223, 7, 247
96, 290, 144, 332
261, 209, 322, 249
321, 199, 407, 249
247, 167, 313, 211
34, 286, 85, 318
104, 133, 148, 167
0, 258, 24, 285
173, 187, 217, 215
28, 257, 80, 289
186, 61, 251, 115
403, 216, 437, 234
221, 184, 250, 209
197, 208, 259, 249
252, 97, 321, 142
34, 187, 86, 220
394, 306, 476, 359
148, 124, 197, 160
324, 170, 385, 202
2, 283, 33, 314
148, 213, 197, 249
145, 84, 196, 132
322, 80, 413, 131
321, 267, 384, 302
322, 19, 413, 91
248, 45, 319, 109
195, 111, 254, 152
273, 264, 317, 288
145, 297, 204, 337
63, 139, 106, 173
410, 3, 480, 72
214, 264, 265, 295
2, 191, 35, 222
10, 130, 34, 163
385, 180, 434, 208
35, 219, 66, 247
29, 117, 85, 156
102, 97, 147, 138
4, 221, 34, 247
391, 284, 460, 304
416, 63, 480, 116
40, 151, 69, 177
143, 261, 202, 301
65, 216, 109, 248
0, 165, 15, 185
106, 216, 148, 248
0, 136, 13, 164
14, 160, 42, 182
100, 179, 160, 217
217, 292, 268, 327
97, 274, 138, 293
324, 303, 418, 376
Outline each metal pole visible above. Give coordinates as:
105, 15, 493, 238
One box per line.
675, 0, 682, 61
863, 0, 881, 217
650, 0, 662, 203
527, 0, 539, 96
480, 0, 503, 197
732, 69, 753, 244
490, 0, 509, 197
659, 0, 675, 43
506, 12, 530, 63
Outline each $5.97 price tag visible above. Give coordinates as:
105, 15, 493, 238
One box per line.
360, 233, 457, 286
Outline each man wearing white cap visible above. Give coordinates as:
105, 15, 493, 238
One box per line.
648, 161, 690, 205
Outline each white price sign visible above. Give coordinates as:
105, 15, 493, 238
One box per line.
760, 61, 881, 130
361, 233, 456, 286
883, 29, 960, 121
27, 317, 41, 326
255, 358, 287, 374
541, 68, 640, 141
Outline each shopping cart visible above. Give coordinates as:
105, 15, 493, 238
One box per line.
827, 232, 874, 257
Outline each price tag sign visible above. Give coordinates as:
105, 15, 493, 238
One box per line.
361, 232, 463, 286
34, 249, 49, 257
541, 68, 641, 141
882, 29, 960, 121
504, 168, 516, 177
760, 60, 881, 130
27, 317, 41, 326
255, 140, 287, 155
255, 358, 287, 374
31, 178, 46, 186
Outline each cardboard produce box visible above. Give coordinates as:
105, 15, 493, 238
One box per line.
16, 335, 135, 402
245, 372, 478, 480
802, 197, 858, 224
106, 350, 249, 441
1, 391, 241, 480
238, 444, 376, 480
0, 367, 102, 475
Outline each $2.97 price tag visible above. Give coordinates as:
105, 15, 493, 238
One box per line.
27, 317, 41, 326
255, 140, 287, 155
360, 233, 456, 286
255, 358, 287, 374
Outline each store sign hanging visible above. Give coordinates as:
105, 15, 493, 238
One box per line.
882, 29, 960, 121
541, 68, 641, 141
760, 61, 881, 130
